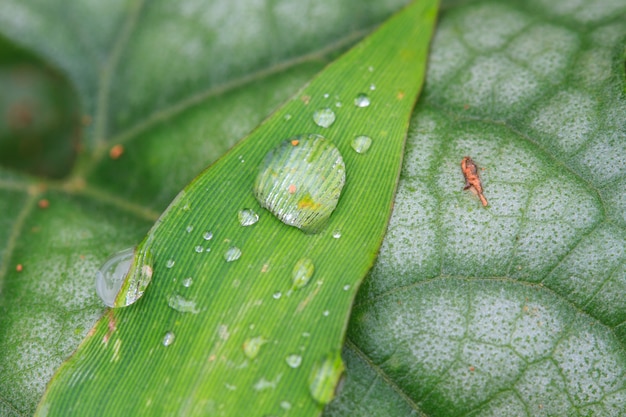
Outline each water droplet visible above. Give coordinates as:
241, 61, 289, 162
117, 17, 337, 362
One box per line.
369, 83, 376, 91
273, 291, 282, 300
203, 231, 213, 240
368, 66, 374, 72
243, 336, 267, 359
238, 208, 259, 226
312, 108, 336, 128
308, 352, 345, 405
218, 324, 230, 340
225, 383, 237, 391
254, 134, 345, 233
335, 101, 342, 108
280, 401, 292, 410
95, 247, 154, 308
224, 246, 242, 262
182, 277, 193, 287
162, 331, 175, 346
253, 375, 281, 391
186, 225, 194, 233
323, 93, 329, 98
343, 284, 351, 291
292, 258, 315, 290
167, 293, 200, 314
332, 229, 342, 239
194, 245, 204, 253
323, 310, 330, 317
286, 354, 303, 368
351, 135, 372, 154
354, 93, 370, 107
302, 332, 311, 338
166, 259, 175, 268
284, 113, 292, 121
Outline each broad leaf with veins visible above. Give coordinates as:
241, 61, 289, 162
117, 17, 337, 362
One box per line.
0, 0, 625, 416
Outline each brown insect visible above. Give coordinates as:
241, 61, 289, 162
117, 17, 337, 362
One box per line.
461, 156, 488, 206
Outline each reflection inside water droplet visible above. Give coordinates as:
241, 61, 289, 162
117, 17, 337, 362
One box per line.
308, 351, 345, 405
162, 331, 175, 346
224, 246, 242, 262
312, 108, 336, 128
238, 208, 259, 226
95, 246, 154, 308
286, 354, 303, 368
351, 135, 372, 154
167, 293, 199, 314
354, 93, 370, 107
292, 258, 314, 290
243, 336, 267, 359
254, 134, 346, 234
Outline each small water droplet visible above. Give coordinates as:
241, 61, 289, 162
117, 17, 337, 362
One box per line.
351, 135, 372, 154
182, 277, 193, 287
284, 113, 292, 121
292, 258, 315, 290
302, 332, 311, 338
368, 66, 374, 72
254, 134, 345, 233
308, 352, 345, 405
194, 245, 204, 253
166, 259, 175, 268
280, 401, 292, 410
162, 331, 175, 346
225, 383, 237, 391
253, 375, 281, 391
335, 101, 342, 108
95, 247, 154, 308
238, 208, 259, 226
354, 93, 370, 107
273, 291, 282, 299
224, 246, 242, 262
167, 293, 200, 314
286, 354, 303, 368
332, 229, 342, 239
323, 310, 330, 317
203, 231, 213, 240
369, 83, 376, 91
323, 93, 329, 98
218, 324, 230, 341
312, 108, 336, 128
343, 284, 350, 291
243, 336, 267, 359
186, 225, 194, 233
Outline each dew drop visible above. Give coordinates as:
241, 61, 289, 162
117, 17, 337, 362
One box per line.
323, 310, 330, 317
203, 231, 213, 240
167, 293, 200, 314
243, 336, 267, 359
162, 331, 175, 347
323, 93, 329, 98
368, 66, 374, 72
354, 93, 370, 107
194, 245, 204, 253
292, 258, 314, 290
182, 277, 193, 287
224, 246, 242, 262
335, 101, 342, 108
332, 229, 342, 239
343, 284, 351, 291
254, 134, 345, 233
95, 247, 154, 308
166, 259, 175, 268
369, 83, 376, 91
312, 108, 336, 128
308, 352, 345, 405
185, 224, 194, 233
273, 291, 282, 299
286, 354, 303, 368
238, 208, 259, 226
280, 401, 292, 410
351, 135, 372, 154
284, 114, 292, 121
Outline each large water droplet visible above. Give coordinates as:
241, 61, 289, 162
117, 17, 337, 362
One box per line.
351, 135, 372, 154
286, 354, 303, 368
354, 93, 370, 107
308, 351, 345, 405
95, 247, 154, 308
238, 208, 259, 226
254, 135, 345, 233
312, 108, 336, 128
224, 246, 242, 262
167, 293, 200, 314
243, 336, 267, 359
292, 258, 314, 290
162, 331, 175, 346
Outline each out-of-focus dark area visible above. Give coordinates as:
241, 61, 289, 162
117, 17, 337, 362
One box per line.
0, 34, 81, 179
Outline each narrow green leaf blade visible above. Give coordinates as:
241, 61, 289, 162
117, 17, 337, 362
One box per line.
36, 1, 439, 416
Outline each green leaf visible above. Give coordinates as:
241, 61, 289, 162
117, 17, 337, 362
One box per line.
323, 1, 626, 416
2, 0, 438, 416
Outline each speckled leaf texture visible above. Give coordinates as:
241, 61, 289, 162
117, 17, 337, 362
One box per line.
0, 0, 625, 416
